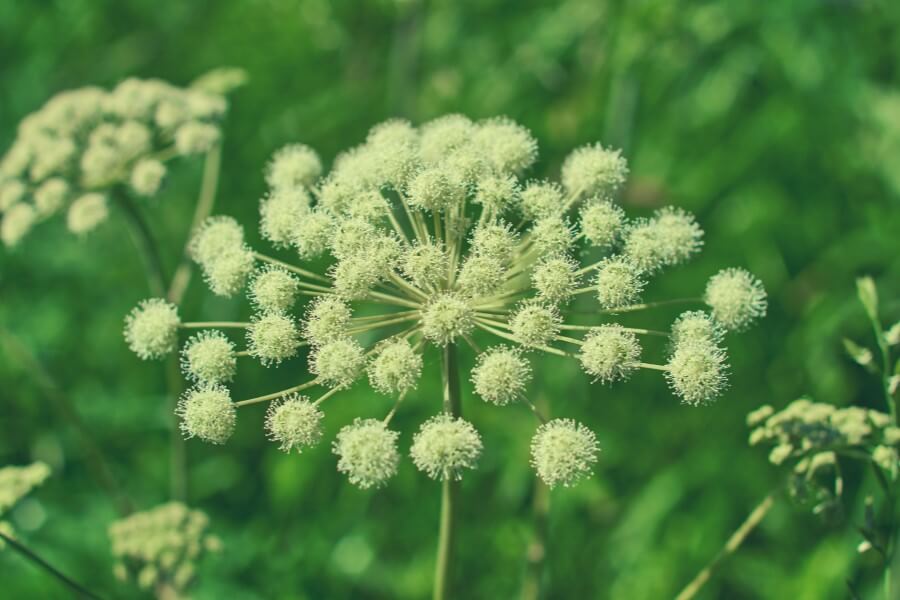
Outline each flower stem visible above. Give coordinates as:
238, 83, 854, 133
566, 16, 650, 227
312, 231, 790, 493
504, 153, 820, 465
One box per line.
434, 344, 462, 600
675, 490, 777, 600
0, 531, 104, 600
0, 328, 135, 516
114, 188, 188, 503
168, 144, 222, 305
114, 190, 166, 297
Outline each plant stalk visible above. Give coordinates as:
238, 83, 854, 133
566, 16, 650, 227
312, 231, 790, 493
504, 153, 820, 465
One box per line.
434, 344, 462, 600
0, 329, 135, 516
168, 144, 222, 305
114, 191, 166, 297
114, 188, 187, 502
0, 531, 104, 600
675, 490, 777, 600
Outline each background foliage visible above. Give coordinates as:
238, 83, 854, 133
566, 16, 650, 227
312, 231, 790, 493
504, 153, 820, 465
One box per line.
2, 0, 900, 597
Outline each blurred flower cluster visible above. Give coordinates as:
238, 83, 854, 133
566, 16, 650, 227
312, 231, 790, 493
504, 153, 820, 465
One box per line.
0, 69, 244, 247
125, 115, 766, 489
109, 501, 221, 598
0, 462, 50, 548
750, 399, 900, 485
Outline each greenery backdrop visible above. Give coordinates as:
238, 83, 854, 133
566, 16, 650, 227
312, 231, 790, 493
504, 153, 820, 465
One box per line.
2, 0, 900, 597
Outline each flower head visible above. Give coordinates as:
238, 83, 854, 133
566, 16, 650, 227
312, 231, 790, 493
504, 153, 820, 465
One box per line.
579, 324, 640, 383
561, 144, 628, 198
333, 419, 401, 488
595, 256, 645, 309
402, 242, 447, 288
704, 268, 767, 331
266, 144, 322, 191
125, 298, 181, 360
510, 302, 560, 348
249, 266, 300, 313
310, 337, 365, 389
580, 200, 625, 249
302, 296, 351, 346
671, 311, 723, 346
471, 346, 531, 405
130, 159, 166, 197
422, 293, 475, 346
532, 255, 579, 305
292, 210, 333, 259
181, 331, 236, 384
470, 222, 517, 263
530, 419, 599, 487
666, 338, 729, 405
520, 180, 564, 220
265, 395, 323, 452
247, 313, 301, 365
260, 188, 309, 247
1, 203, 35, 247
177, 385, 236, 444
411, 414, 483, 481
368, 338, 423, 395
67, 193, 108, 234
624, 208, 703, 272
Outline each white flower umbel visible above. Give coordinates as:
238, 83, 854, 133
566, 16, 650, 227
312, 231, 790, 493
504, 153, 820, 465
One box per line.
124, 116, 765, 494
1, 75, 236, 247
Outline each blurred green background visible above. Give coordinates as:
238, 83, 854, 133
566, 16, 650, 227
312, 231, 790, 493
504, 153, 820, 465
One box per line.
2, 0, 900, 598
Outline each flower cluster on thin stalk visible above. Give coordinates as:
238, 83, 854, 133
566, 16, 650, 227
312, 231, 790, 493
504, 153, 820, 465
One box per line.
0, 462, 51, 549
123, 115, 767, 489
0, 68, 245, 247
747, 277, 900, 515
108, 502, 222, 596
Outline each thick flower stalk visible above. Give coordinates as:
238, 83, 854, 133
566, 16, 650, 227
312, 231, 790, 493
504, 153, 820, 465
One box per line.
124, 114, 767, 489
0, 70, 243, 247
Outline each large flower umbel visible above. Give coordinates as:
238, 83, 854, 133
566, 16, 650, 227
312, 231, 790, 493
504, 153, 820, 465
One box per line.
125, 115, 766, 489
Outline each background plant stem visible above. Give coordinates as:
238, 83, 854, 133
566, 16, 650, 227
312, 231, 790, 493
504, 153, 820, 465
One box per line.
0, 531, 104, 600
1, 329, 135, 516
114, 191, 166, 298
520, 394, 551, 600
114, 188, 187, 501
434, 344, 461, 600
675, 490, 777, 600
168, 145, 222, 305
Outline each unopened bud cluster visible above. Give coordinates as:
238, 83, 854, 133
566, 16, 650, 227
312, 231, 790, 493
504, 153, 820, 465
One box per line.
124, 115, 765, 489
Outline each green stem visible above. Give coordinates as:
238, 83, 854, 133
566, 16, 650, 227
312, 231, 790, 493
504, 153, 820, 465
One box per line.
166, 355, 187, 502
114, 191, 166, 297
114, 189, 187, 503
675, 490, 777, 600
0, 531, 104, 600
434, 344, 462, 600
0, 329, 135, 516
168, 144, 222, 305
520, 392, 551, 599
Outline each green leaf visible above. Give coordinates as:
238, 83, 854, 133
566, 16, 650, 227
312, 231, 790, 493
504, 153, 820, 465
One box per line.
856, 276, 879, 322
843, 338, 874, 368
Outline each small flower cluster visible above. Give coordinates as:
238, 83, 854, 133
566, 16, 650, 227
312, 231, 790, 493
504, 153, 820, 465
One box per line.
0, 69, 243, 247
749, 399, 900, 481
125, 116, 766, 489
108, 502, 222, 595
0, 462, 51, 548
